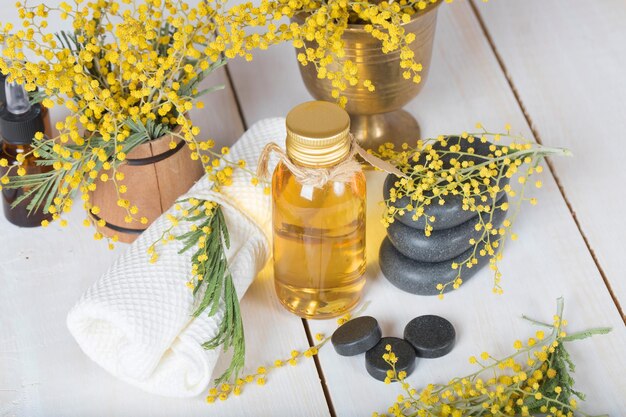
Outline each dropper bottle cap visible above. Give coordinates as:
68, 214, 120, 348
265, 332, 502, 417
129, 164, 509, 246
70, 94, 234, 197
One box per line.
0, 79, 44, 145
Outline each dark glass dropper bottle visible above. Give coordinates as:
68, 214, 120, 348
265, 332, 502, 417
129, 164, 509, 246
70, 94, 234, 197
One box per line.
0, 71, 5, 106
0, 80, 53, 227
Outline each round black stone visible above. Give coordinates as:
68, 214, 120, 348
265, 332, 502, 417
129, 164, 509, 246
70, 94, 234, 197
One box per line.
404, 315, 456, 358
365, 337, 416, 382
383, 137, 510, 231
386, 195, 508, 263
384, 175, 473, 231
378, 237, 490, 296
331, 316, 382, 356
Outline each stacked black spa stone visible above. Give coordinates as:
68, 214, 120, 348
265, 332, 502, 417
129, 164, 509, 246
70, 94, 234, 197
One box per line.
379, 136, 509, 295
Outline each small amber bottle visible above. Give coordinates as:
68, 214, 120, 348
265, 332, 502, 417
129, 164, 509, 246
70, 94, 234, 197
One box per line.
0, 80, 52, 227
272, 101, 367, 319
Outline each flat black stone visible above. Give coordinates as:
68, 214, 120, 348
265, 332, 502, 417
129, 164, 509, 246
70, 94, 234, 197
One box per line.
404, 315, 456, 358
365, 337, 416, 382
383, 137, 509, 231
331, 316, 382, 356
386, 195, 508, 263
378, 237, 490, 295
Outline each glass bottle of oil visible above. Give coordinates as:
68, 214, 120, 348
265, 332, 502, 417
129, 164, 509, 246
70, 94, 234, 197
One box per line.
272, 101, 367, 319
0, 80, 52, 227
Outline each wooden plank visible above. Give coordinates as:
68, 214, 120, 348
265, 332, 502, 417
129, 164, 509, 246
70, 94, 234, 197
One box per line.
227, 1, 626, 415
89, 136, 163, 241
471, 0, 626, 315
0, 4, 330, 416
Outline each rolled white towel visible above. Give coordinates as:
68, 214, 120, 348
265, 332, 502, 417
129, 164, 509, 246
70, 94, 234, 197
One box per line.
67, 118, 286, 397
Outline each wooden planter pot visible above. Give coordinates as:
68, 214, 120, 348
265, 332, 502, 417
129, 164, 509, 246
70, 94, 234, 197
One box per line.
90, 130, 204, 243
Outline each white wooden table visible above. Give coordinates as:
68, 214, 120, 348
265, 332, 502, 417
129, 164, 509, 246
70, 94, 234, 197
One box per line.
2, 1, 626, 416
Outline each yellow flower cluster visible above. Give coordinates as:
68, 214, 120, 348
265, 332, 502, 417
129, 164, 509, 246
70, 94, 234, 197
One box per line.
147, 197, 219, 264
242, 0, 443, 103
0, 0, 439, 238
297, 0, 443, 101
206, 332, 329, 403
376, 298, 609, 417
375, 126, 570, 296
203, 310, 360, 402
0, 0, 252, 237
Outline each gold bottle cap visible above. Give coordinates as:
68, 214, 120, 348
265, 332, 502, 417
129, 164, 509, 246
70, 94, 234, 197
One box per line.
286, 101, 351, 168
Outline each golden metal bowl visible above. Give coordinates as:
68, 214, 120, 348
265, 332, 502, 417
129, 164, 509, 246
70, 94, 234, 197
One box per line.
294, 4, 441, 150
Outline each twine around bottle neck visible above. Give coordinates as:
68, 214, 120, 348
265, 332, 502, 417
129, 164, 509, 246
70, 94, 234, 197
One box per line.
256, 135, 408, 188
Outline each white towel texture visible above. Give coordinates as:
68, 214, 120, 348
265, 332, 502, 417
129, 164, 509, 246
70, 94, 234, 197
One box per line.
67, 118, 286, 397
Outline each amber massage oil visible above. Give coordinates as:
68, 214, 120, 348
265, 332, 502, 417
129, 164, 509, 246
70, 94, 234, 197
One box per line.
272, 101, 366, 319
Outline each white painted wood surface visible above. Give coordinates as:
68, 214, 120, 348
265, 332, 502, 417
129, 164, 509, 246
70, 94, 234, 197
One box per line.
0, 213, 329, 417
2, 0, 626, 416
472, 0, 626, 315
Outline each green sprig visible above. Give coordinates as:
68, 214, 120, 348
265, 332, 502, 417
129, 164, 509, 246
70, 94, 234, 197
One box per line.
175, 203, 245, 384
378, 298, 611, 417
